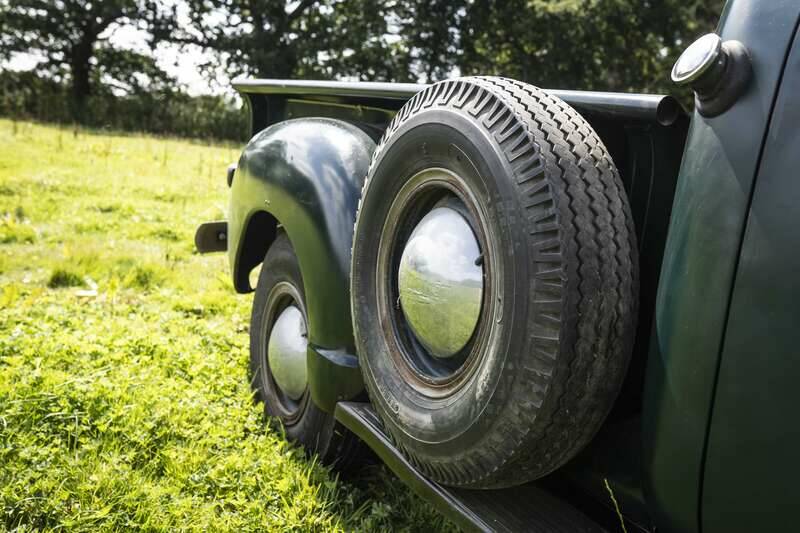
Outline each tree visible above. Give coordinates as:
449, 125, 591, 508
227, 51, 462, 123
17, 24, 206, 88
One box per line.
393, 0, 465, 83
454, 0, 725, 94
176, 0, 414, 81
0, 0, 177, 119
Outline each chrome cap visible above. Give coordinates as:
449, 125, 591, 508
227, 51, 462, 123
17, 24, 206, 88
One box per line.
672, 33, 722, 85
268, 305, 308, 400
398, 207, 484, 358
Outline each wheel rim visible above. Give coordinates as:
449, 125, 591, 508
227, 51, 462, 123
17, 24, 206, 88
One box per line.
260, 281, 308, 419
268, 304, 308, 401
376, 167, 495, 396
398, 206, 484, 358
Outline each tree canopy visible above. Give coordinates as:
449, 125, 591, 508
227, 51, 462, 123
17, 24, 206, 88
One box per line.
0, 0, 724, 128
454, 0, 723, 92
171, 0, 413, 81
0, 0, 178, 118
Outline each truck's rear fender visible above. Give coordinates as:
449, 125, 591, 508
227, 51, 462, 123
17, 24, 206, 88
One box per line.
229, 117, 376, 411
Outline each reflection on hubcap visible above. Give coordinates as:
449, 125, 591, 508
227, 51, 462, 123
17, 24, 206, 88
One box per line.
398, 206, 484, 358
268, 305, 308, 400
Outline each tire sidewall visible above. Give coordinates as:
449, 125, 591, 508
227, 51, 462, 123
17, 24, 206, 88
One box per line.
353, 109, 533, 456
250, 234, 336, 454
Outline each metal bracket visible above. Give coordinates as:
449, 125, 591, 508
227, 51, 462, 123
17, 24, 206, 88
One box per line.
195, 221, 228, 253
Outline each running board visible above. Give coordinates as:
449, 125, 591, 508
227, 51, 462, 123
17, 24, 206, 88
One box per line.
334, 401, 606, 533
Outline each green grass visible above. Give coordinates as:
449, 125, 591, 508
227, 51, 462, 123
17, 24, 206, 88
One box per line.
0, 120, 455, 532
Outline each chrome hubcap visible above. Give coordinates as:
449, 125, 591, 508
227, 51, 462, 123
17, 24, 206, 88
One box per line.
268, 305, 308, 400
398, 206, 484, 358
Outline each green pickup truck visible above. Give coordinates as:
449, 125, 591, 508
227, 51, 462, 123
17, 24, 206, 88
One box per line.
196, 0, 800, 530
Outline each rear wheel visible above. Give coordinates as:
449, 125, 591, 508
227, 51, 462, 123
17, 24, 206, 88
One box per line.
351, 77, 639, 488
250, 232, 360, 467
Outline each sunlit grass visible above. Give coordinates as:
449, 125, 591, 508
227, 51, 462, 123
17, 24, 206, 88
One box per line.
0, 120, 454, 531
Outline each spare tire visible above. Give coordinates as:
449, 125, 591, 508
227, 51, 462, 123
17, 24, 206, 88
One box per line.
350, 77, 639, 488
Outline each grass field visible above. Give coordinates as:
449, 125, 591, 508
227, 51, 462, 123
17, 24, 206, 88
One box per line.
0, 119, 454, 532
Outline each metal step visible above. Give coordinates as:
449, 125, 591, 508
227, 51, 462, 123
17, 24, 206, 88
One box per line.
335, 401, 607, 533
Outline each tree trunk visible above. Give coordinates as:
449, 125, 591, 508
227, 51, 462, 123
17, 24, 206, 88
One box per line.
69, 38, 94, 123
250, 2, 298, 79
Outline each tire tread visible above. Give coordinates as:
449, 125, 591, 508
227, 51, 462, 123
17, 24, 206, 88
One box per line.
353, 77, 638, 487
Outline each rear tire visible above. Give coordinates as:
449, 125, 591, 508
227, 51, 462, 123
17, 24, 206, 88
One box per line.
250, 232, 361, 468
351, 77, 639, 488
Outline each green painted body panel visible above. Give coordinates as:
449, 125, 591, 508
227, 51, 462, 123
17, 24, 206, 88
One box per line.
642, 1, 799, 531
702, 21, 800, 532
217, 3, 800, 525
228, 118, 376, 410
